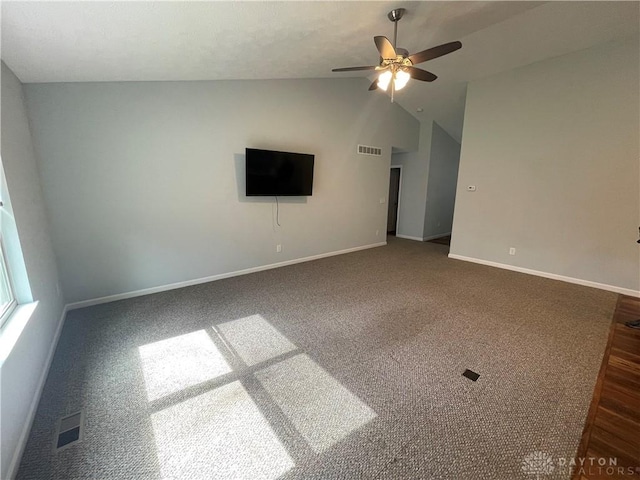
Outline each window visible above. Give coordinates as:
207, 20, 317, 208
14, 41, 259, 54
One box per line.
0, 237, 17, 327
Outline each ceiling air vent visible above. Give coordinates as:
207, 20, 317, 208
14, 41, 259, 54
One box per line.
357, 145, 382, 156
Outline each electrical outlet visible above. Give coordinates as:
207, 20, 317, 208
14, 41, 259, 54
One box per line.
379, 197, 386, 204
467, 185, 476, 192
276, 244, 282, 253
509, 247, 516, 255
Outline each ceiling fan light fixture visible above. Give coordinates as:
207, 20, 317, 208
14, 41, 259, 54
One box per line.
377, 70, 392, 91
394, 69, 410, 90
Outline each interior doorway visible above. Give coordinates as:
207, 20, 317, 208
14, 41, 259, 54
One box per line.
387, 166, 402, 235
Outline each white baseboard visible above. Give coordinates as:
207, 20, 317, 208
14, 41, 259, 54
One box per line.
423, 232, 452, 241
396, 233, 452, 242
67, 242, 388, 310
448, 253, 640, 297
395, 234, 425, 242
6, 304, 68, 480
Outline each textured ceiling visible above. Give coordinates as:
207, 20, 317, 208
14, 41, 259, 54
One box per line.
2, 1, 638, 141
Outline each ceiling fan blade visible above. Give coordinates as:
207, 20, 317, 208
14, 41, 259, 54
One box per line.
408, 41, 462, 65
374, 36, 397, 59
332, 66, 379, 72
406, 66, 437, 82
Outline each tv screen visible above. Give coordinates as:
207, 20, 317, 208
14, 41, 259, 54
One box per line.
246, 148, 314, 196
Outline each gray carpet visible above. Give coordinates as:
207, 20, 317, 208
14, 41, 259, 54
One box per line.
17, 237, 617, 479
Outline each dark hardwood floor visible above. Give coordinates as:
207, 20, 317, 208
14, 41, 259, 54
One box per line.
573, 295, 640, 480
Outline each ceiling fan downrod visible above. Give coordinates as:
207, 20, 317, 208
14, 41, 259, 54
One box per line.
388, 8, 405, 50
387, 8, 405, 103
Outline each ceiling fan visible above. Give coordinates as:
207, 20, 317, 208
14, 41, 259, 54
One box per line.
332, 8, 462, 101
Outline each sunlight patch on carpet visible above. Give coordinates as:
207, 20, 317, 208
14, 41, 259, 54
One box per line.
151, 381, 294, 479
217, 314, 297, 366
255, 353, 377, 453
138, 330, 232, 401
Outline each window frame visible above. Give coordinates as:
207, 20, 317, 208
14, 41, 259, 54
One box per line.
0, 236, 17, 328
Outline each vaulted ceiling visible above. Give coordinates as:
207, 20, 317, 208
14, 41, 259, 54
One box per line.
2, 1, 638, 141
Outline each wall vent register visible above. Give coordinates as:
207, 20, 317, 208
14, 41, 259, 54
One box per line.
357, 145, 382, 156
55, 411, 84, 451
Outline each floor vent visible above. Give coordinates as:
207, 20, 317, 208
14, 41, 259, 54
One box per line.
462, 369, 480, 382
55, 411, 84, 451
357, 145, 382, 156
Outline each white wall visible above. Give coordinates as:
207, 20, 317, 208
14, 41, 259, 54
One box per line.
423, 122, 461, 239
450, 38, 640, 293
24, 78, 419, 303
392, 120, 432, 240
0, 62, 65, 480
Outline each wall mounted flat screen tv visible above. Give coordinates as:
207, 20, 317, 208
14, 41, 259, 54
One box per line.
246, 148, 314, 196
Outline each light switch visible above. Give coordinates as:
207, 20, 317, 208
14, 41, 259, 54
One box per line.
467, 186, 476, 192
